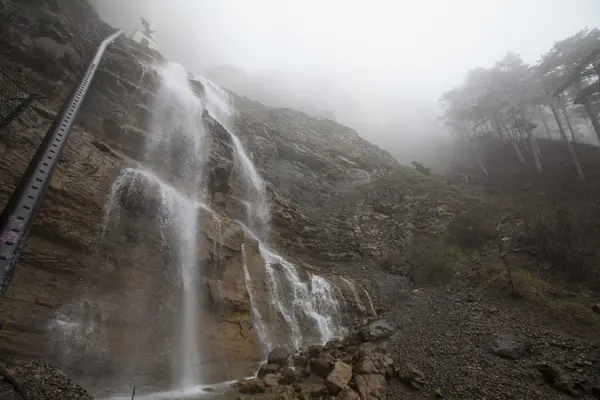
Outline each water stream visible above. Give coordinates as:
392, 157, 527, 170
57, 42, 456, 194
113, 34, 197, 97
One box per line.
199, 77, 345, 351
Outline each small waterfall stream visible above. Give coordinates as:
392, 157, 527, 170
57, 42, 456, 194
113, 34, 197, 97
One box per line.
199, 76, 345, 351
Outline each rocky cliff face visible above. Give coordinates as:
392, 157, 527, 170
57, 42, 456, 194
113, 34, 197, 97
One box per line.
0, 0, 414, 395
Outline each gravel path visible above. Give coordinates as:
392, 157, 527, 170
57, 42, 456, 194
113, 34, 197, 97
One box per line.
382, 280, 600, 399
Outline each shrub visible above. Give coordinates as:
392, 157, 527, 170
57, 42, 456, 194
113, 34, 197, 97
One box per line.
410, 160, 431, 176
398, 239, 468, 286
447, 209, 495, 249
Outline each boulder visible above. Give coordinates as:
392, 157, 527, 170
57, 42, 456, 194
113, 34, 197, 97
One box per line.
268, 347, 291, 366
356, 353, 394, 377
325, 361, 353, 394
311, 352, 336, 378
292, 354, 308, 368
325, 338, 345, 350
257, 363, 281, 378
492, 333, 528, 360
360, 320, 394, 342
534, 363, 577, 396
309, 383, 329, 398
262, 373, 281, 388
308, 345, 324, 357
337, 387, 360, 400
355, 374, 387, 400
398, 362, 426, 390
238, 378, 266, 394
280, 366, 299, 385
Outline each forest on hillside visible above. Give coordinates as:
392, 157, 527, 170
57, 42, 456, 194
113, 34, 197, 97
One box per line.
440, 28, 600, 179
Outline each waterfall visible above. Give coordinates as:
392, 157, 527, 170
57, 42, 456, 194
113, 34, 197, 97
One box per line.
341, 276, 367, 314
49, 62, 209, 392
360, 283, 377, 316
197, 77, 345, 350
50, 62, 346, 397
240, 243, 269, 353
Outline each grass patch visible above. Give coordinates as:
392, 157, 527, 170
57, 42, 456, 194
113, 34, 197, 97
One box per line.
402, 239, 471, 286
479, 265, 600, 328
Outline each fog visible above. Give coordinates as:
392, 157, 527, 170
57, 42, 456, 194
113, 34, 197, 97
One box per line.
94, 0, 600, 163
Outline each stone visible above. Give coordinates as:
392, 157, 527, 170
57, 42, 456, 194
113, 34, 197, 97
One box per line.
238, 378, 266, 394
280, 366, 299, 385
356, 353, 394, 377
398, 362, 426, 390
257, 363, 281, 378
492, 333, 528, 360
325, 338, 345, 350
292, 354, 308, 368
268, 347, 291, 366
325, 361, 353, 394
297, 382, 329, 398
355, 374, 387, 400
534, 363, 577, 396
360, 320, 394, 342
592, 303, 600, 314
311, 352, 336, 378
308, 344, 324, 357
337, 387, 360, 400
297, 367, 311, 379
433, 388, 443, 398
262, 373, 281, 388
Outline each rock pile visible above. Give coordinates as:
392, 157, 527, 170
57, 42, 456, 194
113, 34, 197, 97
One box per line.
235, 319, 423, 399
0, 359, 92, 400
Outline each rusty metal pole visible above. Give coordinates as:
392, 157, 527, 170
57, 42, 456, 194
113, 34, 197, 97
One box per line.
0, 29, 123, 298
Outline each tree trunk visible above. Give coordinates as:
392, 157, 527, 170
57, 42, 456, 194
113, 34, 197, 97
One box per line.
582, 97, 600, 142
538, 105, 552, 139
499, 119, 525, 163
527, 128, 542, 172
464, 123, 488, 176
560, 102, 577, 141
550, 104, 585, 179
518, 128, 531, 154
491, 113, 506, 142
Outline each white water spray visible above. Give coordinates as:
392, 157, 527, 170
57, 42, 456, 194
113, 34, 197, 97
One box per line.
360, 284, 377, 316
341, 276, 367, 314
199, 79, 345, 350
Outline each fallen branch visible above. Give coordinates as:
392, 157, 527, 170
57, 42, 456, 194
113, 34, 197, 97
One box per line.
0, 366, 29, 400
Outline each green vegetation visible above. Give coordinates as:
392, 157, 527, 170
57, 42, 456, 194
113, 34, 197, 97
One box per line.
402, 239, 471, 286
479, 265, 600, 328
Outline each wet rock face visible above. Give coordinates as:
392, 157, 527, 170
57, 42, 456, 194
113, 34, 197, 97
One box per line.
0, 0, 407, 394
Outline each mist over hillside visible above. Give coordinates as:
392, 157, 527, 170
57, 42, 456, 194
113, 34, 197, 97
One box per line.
90, 0, 599, 166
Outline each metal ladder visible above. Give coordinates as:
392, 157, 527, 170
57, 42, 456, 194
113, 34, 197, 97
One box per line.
0, 29, 123, 298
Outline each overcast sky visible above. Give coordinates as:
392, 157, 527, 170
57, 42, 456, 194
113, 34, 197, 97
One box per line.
99, 0, 599, 99
96, 0, 600, 160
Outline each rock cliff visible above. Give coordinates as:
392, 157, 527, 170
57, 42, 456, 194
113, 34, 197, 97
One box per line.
0, 0, 418, 396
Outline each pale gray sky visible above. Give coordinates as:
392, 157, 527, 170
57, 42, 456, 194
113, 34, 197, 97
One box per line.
100, 0, 600, 99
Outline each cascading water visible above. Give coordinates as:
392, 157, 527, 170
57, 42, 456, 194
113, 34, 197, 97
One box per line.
49, 62, 210, 393
341, 276, 367, 314
199, 77, 345, 351
360, 283, 377, 316
50, 62, 348, 397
